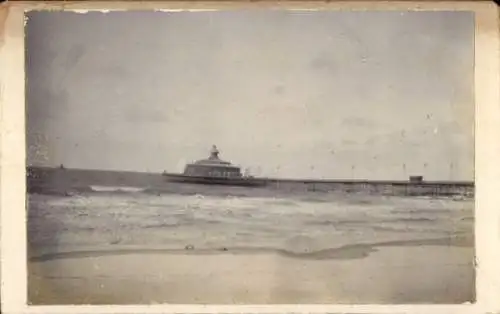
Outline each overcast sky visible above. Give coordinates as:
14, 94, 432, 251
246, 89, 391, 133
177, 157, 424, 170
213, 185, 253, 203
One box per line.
26, 10, 474, 180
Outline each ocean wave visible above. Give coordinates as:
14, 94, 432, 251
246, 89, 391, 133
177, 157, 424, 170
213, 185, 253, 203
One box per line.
27, 191, 474, 254
89, 186, 146, 193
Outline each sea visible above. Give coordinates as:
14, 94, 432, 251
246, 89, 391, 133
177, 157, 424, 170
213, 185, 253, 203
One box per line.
27, 184, 474, 260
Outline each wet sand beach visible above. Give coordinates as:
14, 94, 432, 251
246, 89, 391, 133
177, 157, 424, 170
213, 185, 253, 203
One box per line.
29, 245, 474, 304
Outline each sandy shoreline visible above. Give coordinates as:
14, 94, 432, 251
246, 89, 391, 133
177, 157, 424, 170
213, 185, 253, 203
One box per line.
27, 191, 475, 304
29, 245, 474, 305
29, 234, 473, 261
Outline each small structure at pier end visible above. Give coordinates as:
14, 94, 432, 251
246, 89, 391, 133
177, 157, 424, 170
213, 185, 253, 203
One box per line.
163, 145, 267, 187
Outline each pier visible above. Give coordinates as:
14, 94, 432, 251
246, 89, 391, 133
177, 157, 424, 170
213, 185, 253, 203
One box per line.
27, 166, 474, 197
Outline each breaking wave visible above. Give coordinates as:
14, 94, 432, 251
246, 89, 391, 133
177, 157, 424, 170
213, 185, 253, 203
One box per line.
89, 186, 146, 193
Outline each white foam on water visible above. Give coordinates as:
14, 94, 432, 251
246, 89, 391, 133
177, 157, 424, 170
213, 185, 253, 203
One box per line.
89, 185, 146, 193
27, 191, 474, 253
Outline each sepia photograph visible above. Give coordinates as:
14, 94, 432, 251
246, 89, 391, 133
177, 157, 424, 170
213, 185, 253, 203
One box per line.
24, 8, 476, 305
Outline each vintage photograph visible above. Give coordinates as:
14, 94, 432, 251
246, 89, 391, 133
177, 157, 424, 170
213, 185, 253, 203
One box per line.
25, 9, 475, 304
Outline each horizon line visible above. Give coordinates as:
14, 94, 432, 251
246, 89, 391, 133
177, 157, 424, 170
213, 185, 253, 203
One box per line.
26, 165, 475, 185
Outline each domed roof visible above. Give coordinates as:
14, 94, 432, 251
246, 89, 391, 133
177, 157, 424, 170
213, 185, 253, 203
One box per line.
191, 145, 234, 167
